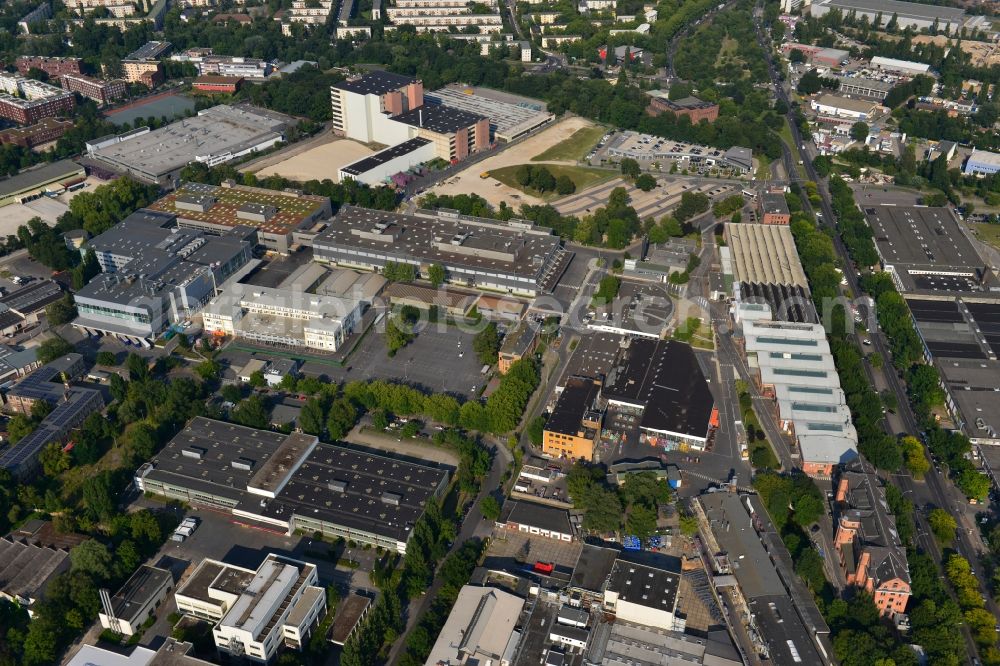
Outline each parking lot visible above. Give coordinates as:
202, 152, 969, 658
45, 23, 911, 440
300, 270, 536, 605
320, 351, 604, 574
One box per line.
594, 131, 751, 177
554, 176, 737, 221
485, 530, 582, 573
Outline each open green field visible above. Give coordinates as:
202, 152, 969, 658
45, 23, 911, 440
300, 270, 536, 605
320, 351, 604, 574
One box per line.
491, 164, 615, 200
969, 222, 1000, 251
531, 125, 607, 162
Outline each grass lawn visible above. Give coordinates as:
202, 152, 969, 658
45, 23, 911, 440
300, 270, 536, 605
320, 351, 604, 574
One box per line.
715, 35, 742, 68
491, 164, 615, 200
779, 119, 807, 181
969, 222, 1000, 250
531, 125, 607, 162
755, 153, 771, 180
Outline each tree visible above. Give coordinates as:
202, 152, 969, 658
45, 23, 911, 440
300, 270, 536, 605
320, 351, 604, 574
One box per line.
850, 121, 870, 142
527, 415, 545, 446
126, 352, 150, 381
39, 442, 70, 478
480, 496, 501, 521
635, 173, 656, 192
248, 370, 266, 389
231, 395, 268, 429
902, 436, 930, 479
129, 509, 161, 545
300, 397, 326, 436
36, 336, 74, 364
385, 318, 413, 357
928, 508, 957, 544
789, 49, 806, 64
427, 263, 446, 288
620, 158, 640, 179
472, 322, 501, 365
679, 513, 699, 537
326, 398, 358, 440
82, 473, 115, 521
797, 69, 823, 95
555, 175, 575, 195
95, 351, 116, 366
70, 540, 113, 580
195, 358, 221, 381
45, 295, 77, 326
625, 505, 657, 539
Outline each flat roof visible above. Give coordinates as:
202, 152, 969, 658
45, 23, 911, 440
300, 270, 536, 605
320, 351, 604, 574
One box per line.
561, 331, 625, 380
606, 559, 680, 613
425, 84, 552, 140
725, 224, 808, 288
110, 565, 172, 623
815, 0, 966, 21
149, 181, 328, 236
0, 159, 84, 198
864, 205, 987, 293
314, 206, 561, 283
241, 441, 450, 544
340, 137, 431, 176
602, 338, 715, 440
814, 93, 878, 114
500, 499, 573, 534
546, 376, 601, 437
93, 106, 285, 180
391, 104, 486, 134
331, 70, 415, 96
761, 192, 789, 216
176, 559, 256, 605
967, 149, 1000, 169
126, 41, 173, 60
328, 594, 371, 644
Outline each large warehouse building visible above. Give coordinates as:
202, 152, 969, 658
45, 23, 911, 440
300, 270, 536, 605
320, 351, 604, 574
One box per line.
809, 0, 986, 32
313, 206, 569, 296
89, 105, 287, 187
135, 418, 450, 553
425, 84, 554, 142
0, 159, 85, 207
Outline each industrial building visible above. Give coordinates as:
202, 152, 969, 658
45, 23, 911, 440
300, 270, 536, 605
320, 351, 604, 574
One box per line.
0, 158, 85, 207
89, 105, 288, 187
497, 499, 574, 541
331, 71, 489, 165
781, 43, 849, 68
863, 204, 992, 295
192, 75, 243, 94
606, 132, 753, 174
312, 206, 569, 296
73, 209, 253, 342
963, 149, 1000, 176
98, 565, 173, 636
834, 76, 894, 101
201, 282, 363, 352
147, 181, 330, 253
0, 73, 74, 126
424, 586, 524, 666
759, 192, 790, 225
810, 93, 880, 121
339, 137, 436, 185
603, 558, 683, 631
60, 74, 128, 106
425, 84, 554, 142
135, 418, 450, 553
869, 56, 932, 75
700, 492, 829, 665
0, 354, 105, 478
542, 376, 604, 460
809, 0, 986, 32
724, 224, 809, 289
175, 555, 327, 662
0, 536, 70, 616
833, 459, 911, 616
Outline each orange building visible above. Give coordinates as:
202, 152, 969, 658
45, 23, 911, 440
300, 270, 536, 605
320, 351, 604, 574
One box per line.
542, 376, 603, 460
497, 320, 538, 375
833, 459, 911, 616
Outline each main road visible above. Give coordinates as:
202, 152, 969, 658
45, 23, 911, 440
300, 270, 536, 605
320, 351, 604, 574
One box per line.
753, 10, 993, 661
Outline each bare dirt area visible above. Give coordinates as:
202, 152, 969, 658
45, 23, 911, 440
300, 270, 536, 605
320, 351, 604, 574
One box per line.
248, 136, 375, 183
908, 35, 1000, 67
428, 116, 596, 208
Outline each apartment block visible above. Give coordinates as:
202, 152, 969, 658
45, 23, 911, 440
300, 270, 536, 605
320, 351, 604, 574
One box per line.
0, 74, 75, 126
15, 56, 82, 78
60, 74, 128, 105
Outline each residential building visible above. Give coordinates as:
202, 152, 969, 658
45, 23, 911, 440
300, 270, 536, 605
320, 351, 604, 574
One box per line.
135, 418, 450, 553
0, 159, 85, 207
0, 74, 75, 126
0, 354, 105, 477
126, 41, 173, 60
833, 458, 911, 615
66, 0, 138, 16
760, 192, 791, 225
15, 56, 82, 78
385, 0, 503, 33
646, 92, 720, 123
543, 376, 603, 460
0, 536, 70, 616
810, 93, 880, 120
202, 282, 363, 352
73, 209, 253, 342
17, 3, 52, 33
90, 106, 288, 187
193, 75, 243, 94
520, 41, 532, 62
147, 181, 328, 252
424, 586, 524, 666
809, 0, 986, 32
0, 118, 73, 148
313, 206, 568, 297
603, 558, 684, 631
121, 60, 164, 88
498, 319, 539, 374
963, 149, 1000, 176
60, 73, 128, 105
497, 499, 574, 541
99, 565, 173, 636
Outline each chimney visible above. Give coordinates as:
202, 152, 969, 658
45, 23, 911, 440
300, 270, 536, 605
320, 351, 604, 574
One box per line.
418, 109, 423, 128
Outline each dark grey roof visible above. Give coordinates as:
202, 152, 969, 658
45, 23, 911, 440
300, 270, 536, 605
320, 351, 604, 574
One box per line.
606, 559, 680, 612
0, 279, 62, 315
545, 376, 601, 437
110, 565, 172, 623
500, 499, 573, 535
570, 543, 620, 591
341, 137, 431, 177
332, 70, 415, 96
0, 160, 83, 198
761, 192, 789, 216
739, 282, 817, 323
125, 40, 172, 60
391, 104, 486, 134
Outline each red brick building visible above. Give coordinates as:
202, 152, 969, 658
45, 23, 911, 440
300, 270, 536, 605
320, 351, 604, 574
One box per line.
192, 75, 244, 94
15, 56, 82, 78
0, 76, 75, 126
0, 118, 73, 148
60, 74, 128, 106
647, 95, 719, 124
